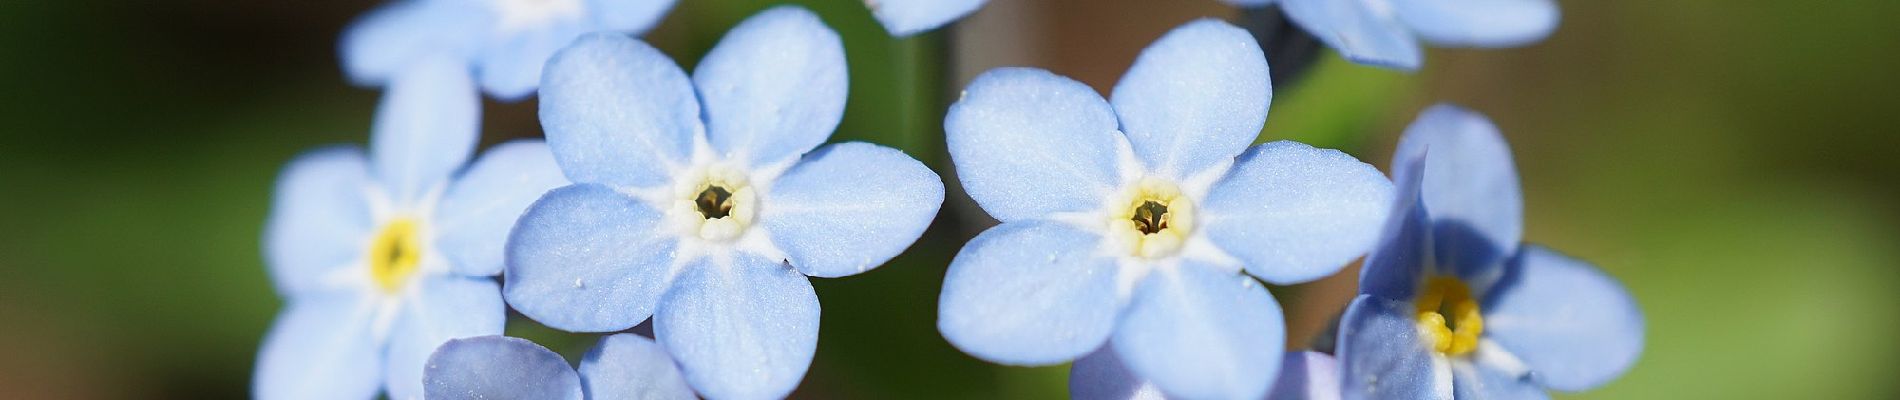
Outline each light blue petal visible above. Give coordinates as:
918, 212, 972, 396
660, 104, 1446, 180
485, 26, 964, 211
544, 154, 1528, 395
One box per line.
1270, 352, 1343, 400
762, 143, 942, 278
386, 276, 508, 400
253, 290, 383, 400
339, 0, 484, 87
579, 333, 697, 400
372, 55, 481, 204
869, 0, 985, 37
478, 21, 589, 101
504, 184, 676, 332
1110, 19, 1269, 178
1067, 345, 1169, 400
1203, 141, 1392, 285
433, 140, 567, 277
264, 147, 373, 295
1358, 156, 1428, 300
1111, 264, 1283, 400
1393, 104, 1522, 280
540, 32, 699, 189
938, 221, 1118, 366
945, 67, 1122, 222
587, 0, 679, 32
1450, 361, 1548, 400
1337, 295, 1450, 400
423, 336, 583, 400
1482, 246, 1643, 392
1392, 0, 1559, 48
654, 253, 820, 400
693, 6, 846, 167
1279, 0, 1422, 70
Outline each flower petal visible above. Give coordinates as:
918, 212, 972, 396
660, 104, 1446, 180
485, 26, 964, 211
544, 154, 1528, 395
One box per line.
945, 67, 1122, 222
1202, 141, 1392, 285
1067, 345, 1169, 400
1109, 19, 1269, 178
372, 55, 481, 204
1392, 0, 1559, 48
386, 276, 507, 400
504, 184, 676, 332
763, 143, 943, 278
937, 221, 1118, 366
1358, 156, 1429, 300
339, 0, 484, 87
1482, 246, 1643, 392
1110, 264, 1283, 400
540, 32, 699, 189
1393, 104, 1523, 280
432, 140, 567, 277
868, 0, 985, 36
264, 147, 373, 295
579, 333, 697, 400
423, 336, 583, 400
478, 22, 589, 101
252, 290, 383, 400
1337, 295, 1451, 400
1279, 0, 1423, 70
1450, 359, 1548, 400
693, 6, 847, 167
1271, 352, 1343, 400
587, 0, 679, 32
654, 253, 819, 400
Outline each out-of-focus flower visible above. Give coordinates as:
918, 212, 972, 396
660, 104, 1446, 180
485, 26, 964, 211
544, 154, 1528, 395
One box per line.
502, 7, 944, 400
867, 0, 987, 37
935, 19, 1392, 400
341, 0, 677, 100
422, 334, 695, 399
254, 56, 567, 400
1223, 0, 1559, 70
1337, 104, 1643, 399
1071, 347, 1342, 400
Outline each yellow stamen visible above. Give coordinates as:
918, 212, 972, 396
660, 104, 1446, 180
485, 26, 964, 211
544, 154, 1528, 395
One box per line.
1109, 178, 1195, 258
368, 218, 423, 293
1414, 276, 1484, 356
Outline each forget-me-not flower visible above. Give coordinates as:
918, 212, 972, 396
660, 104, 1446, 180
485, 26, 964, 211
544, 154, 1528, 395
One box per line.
342, 0, 678, 100
867, 0, 987, 37
936, 19, 1392, 399
1071, 347, 1343, 400
1222, 0, 1559, 70
255, 57, 568, 400
1337, 104, 1642, 399
422, 334, 695, 399
502, 7, 944, 400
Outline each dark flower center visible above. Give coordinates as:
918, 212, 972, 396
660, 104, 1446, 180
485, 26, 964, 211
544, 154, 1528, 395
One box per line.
1131, 200, 1169, 235
696, 185, 735, 219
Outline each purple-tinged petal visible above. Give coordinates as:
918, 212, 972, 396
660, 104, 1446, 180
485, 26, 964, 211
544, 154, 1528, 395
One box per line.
579, 333, 696, 400
1270, 352, 1343, 400
423, 336, 583, 400
1068, 345, 1168, 400
1392, 104, 1522, 280
1359, 156, 1427, 300
1337, 295, 1450, 400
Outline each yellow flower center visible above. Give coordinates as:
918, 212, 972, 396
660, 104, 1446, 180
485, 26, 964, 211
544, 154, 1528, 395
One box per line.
1108, 178, 1196, 258
1415, 276, 1484, 356
672, 165, 756, 242
368, 218, 424, 293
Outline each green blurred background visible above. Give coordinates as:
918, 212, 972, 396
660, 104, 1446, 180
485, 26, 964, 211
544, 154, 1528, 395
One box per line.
1, 0, 1896, 398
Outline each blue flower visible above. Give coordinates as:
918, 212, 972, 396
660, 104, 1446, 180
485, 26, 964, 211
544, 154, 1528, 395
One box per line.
1337, 104, 1642, 399
422, 334, 695, 399
936, 19, 1392, 400
341, 0, 678, 100
1071, 347, 1343, 400
501, 7, 944, 400
1224, 0, 1559, 70
867, 0, 987, 37
255, 57, 568, 400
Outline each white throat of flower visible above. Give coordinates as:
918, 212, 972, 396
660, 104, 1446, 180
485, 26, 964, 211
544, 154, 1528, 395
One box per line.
1049, 135, 1241, 298
355, 183, 453, 343
490, 0, 585, 34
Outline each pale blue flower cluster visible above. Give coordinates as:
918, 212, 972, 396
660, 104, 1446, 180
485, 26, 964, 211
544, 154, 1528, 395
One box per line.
258, 1, 1636, 399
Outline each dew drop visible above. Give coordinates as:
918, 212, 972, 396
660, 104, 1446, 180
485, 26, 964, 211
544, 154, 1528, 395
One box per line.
573, 278, 585, 289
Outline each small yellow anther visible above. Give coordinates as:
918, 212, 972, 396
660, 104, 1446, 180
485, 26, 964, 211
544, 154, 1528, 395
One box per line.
368, 218, 424, 293
1415, 276, 1484, 356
